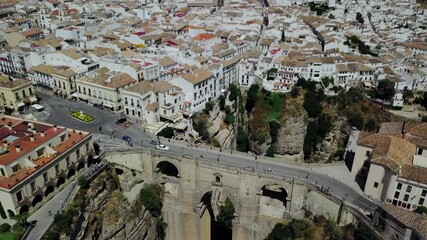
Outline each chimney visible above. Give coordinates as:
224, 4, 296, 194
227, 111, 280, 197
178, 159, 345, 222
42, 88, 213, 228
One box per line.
15, 145, 21, 152
3, 140, 8, 148
40, 131, 45, 137
30, 134, 35, 142
6, 122, 12, 130
53, 125, 58, 131
402, 131, 407, 139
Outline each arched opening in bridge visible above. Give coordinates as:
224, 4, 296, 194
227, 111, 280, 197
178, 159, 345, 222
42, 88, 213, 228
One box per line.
19, 205, 29, 214
259, 184, 288, 219
199, 191, 235, 240
156, 161, 179, 178
57, 177, 65, 188
67, 169, 76, 179
45, 185, 54, 198
32, 194, 43, 207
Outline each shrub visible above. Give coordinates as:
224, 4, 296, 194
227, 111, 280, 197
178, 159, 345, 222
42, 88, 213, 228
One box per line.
156, 218, 168, 240
236, 127, 248, 152
158, 127, 174, 139
415, 206, 427, 214
224, 115, 235, 125
216, 198, 235, 230
0, 223, 11, 233
266, 146, 275, 158
77, 175, 88, 188
303, 90, 322, 118
228, 83, 240, 101
245, 84, 259, 114
269, 120, 280, 143
204, 101, 214, 114
139, 183, 165, 217
210, 138, 221, 148
218, 95, 226, 110
291, 87, 300, 98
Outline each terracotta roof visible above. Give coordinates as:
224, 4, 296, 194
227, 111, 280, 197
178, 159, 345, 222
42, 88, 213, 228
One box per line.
145, 102, 159, 111
405, 123, 427, 138
192, 33, 216, 41
380, 203, 427, 239
77, 67, 135, 89
158, 56, 177, 67
59, 49, 82, 60
378, 122, 404, 136
0, 78, 31, 89
400, 165, 427, 185
182, 68, 213, 85
20, 28, 42, 37
357, 132, 416, 171
125, 81, 180, 95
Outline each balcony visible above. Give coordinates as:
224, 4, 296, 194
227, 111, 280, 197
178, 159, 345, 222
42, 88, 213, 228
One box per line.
162, 103, 174, 110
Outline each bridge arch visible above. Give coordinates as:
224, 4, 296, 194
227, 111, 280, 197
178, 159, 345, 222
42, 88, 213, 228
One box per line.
156, 161, 179, 178
256, 180, 291, 219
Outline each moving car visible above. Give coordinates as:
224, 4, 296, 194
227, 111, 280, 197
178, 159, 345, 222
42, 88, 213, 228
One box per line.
156, 144, 169, 151
122, 135, 132, 142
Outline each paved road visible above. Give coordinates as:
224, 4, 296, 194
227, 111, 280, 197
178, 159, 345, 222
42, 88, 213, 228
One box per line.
38, 92, 377, 213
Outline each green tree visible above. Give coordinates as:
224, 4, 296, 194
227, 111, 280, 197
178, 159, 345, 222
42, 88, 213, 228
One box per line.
156, 218, 168, 240
291, 87, 300, 98
11, 213, 28, 226
348, 111, 364, 129
267, 68, 278, 80
266, 146, 275, 157
245, 84, 259, 114
303, 120, 318, 159
347, 87, 363, 104
296, 77, 308, 88
365, 118, 378, 132
376, 79, 396, 100
303, 91, 322, 118
192, 114, 209, 138
0, 223, 11, 233
224, 115, 235, 125
324, 219, 343, 240
236, 126, 248, 152
317, 114, 333, 138
321, 76, 331, 88
415, 206, 427, 214
218, 95, 226, 111
228, 83, 240, 101
269, 120, 280, 143
139, 183, 165, 217
158, 126, 174, 138
204, 101, 214, 114
77, 175, 88, 188
216, 197, 235, 230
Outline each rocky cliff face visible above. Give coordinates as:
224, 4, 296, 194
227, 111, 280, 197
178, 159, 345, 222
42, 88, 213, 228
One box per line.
273, 99, 308, 161
78, 169, 158, 240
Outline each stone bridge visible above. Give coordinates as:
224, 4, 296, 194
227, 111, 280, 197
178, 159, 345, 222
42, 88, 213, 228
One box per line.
105, 149, 369, 240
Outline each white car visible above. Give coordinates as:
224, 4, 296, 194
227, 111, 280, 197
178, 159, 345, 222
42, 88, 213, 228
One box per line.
156, 144, 170, 151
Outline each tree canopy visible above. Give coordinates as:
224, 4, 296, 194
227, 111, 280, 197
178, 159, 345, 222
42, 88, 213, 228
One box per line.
376, 79, 396, 100
139, 183, 165, 217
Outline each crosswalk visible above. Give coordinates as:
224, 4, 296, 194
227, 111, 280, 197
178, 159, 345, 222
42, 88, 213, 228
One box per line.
91, 133, 130, 151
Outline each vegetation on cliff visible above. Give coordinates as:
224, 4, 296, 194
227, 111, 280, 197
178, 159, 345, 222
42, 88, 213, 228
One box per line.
265, 215, 376, 240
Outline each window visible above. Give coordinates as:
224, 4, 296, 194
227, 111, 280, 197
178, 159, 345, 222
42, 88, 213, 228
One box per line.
422, 190, 427, 197
85, 143, 89, 152
16, 191, 22, 202
66, 157, 70, 166
76, 149, 80, 159
397, 183, 402, 190
418, 148, 424, 155
419, 198, 425, 205
43, 173, 48, 182
55, 164, 60, 174
37, 147, 44, 157
394, 192, 400, 198
373, 182, 379, 188
366, 151, 371, 157
406, 186, 412, 193
30, 181, 36, 192
12, 164, 20, 173
0, 168, 4, 176
404, 194, 409, 201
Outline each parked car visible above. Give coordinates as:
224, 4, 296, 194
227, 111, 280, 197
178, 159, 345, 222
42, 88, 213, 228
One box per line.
116, 118, 127, 124
149, 140, 160, 145
122, 135, 132, 142
156, 144, 170, 151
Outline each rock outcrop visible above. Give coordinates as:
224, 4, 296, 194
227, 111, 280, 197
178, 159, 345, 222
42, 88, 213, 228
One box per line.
274, 99, 308, 161
77, 169, 158, 240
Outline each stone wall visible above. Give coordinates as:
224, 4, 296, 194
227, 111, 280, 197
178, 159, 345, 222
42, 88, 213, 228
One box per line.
104, 150, 364, 240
